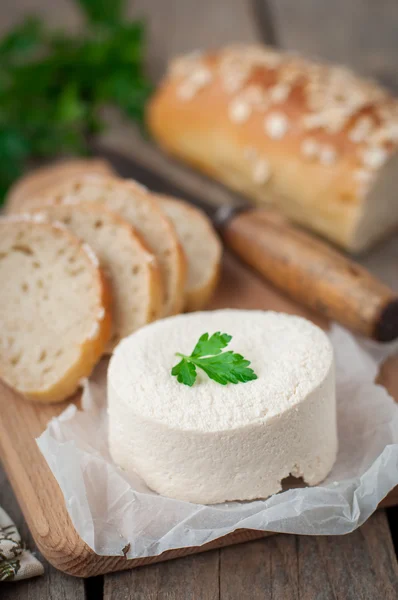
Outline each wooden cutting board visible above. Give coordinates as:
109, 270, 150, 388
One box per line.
0, 252, 397, 578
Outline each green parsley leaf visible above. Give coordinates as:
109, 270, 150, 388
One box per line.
171, 359, 197, 387
172, 332, 258, 387
191, 331, 232, 358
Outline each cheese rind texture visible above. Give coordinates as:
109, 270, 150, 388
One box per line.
108, 310, 337, 504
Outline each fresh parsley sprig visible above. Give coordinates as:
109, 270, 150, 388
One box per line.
0, 0, 152, 202
171, 332, 258, 387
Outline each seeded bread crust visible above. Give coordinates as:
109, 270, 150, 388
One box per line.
148, 45, 398, 252
30, 202, 164, 351
155, 194, 222, 311
5, 159, 115, 215
0, 216, 112, 404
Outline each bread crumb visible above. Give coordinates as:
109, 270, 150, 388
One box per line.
62, 196, 80, 205
51, 220, 69, 233
389, 122, 398, 142
82, 243, 100, 268
264, 112, 289, 139
243, 146, 257, 160
354, 169, 372, 183
169, 50, 203, 78
228, 99, 251, 123
269, 84, 290, 104
252, 159, 271, 184
349, 116, 373, 143
126, 179, 149, 194
301, 138, 320, 160
177, 66, 212, 100
243, 85, 267, 107
362, 146, 388, 169
2, 213, 48, 224
87, 321, 100, 340
319, 145, 337, 166
303, 112, 327, 130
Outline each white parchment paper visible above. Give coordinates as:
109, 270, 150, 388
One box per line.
37, 325, 398, 559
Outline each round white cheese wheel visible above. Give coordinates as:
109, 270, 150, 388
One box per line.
108, 310, 337, 504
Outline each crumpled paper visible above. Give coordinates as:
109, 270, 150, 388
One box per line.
36, 325, 398, 559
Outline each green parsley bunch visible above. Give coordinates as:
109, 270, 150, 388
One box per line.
0, 0, 152, 202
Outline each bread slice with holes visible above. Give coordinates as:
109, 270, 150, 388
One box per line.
0, 216, 112, 403
5, 158, 115, 215
25, 174, 187, 316
155, 195, 222, 311
31, 202, 164, 350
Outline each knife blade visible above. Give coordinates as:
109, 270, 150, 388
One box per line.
94, 146, 245, 225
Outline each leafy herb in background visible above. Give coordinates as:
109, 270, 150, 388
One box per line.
172, 332, 258, 387
0, 0, 152, 202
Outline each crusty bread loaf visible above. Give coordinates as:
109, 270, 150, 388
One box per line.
24, 174, 186, 316
148, 45, 398, 253
0, 216, 112, 403
31, 202, 163, 350
5, 158, 114, 215
155, 194, 222, 310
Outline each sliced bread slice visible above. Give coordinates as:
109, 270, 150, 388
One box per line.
31, 202, 164, 350
155, 195, 222, 311
6, 158, 115, 214
26, 174, 187, 316
0, 216, 112, 403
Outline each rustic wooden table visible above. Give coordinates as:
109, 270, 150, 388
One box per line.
2, 0, 398, 598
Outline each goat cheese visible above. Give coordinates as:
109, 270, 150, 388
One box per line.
108, 310, 337, 504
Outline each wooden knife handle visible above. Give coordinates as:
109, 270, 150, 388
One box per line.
221, 208, 398, 341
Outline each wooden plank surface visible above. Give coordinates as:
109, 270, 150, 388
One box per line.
0, 467, 86, 599
294, 511, 398, 600
104, 550, 220, 600
219, 513, 398, 600
101, 511, 398, 600
219, 535, 300, 600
